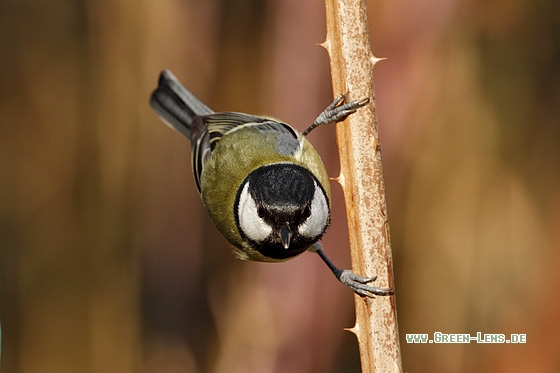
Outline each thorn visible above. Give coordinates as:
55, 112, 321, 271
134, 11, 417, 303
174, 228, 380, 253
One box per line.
371, 56, 387, 66
344, 323, 359, 335
319, 39, 330, 52
331, 173, 344, 188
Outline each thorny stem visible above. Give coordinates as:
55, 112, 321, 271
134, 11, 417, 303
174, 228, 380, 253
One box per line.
321, 0, 403, 371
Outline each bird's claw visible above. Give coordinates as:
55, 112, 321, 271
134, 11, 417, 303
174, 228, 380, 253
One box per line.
303, 94, 369, 135
321, 93, 370, 124
337, 270, 393, 298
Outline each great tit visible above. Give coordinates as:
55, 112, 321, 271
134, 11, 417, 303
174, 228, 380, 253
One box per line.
150, 69, 391, 297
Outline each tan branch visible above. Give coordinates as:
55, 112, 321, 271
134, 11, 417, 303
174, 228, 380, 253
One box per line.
321, 0, 403, 371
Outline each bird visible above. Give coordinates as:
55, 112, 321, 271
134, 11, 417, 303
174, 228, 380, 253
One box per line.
150, 69, 392, 297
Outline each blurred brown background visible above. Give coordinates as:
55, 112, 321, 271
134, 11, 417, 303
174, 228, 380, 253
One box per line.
1, 0, 559, 372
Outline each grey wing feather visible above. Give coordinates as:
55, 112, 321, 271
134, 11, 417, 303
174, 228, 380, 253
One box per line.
204, 113, 300, 154
191, 113, 301, 192
204, 112, 270, 147
189, 112, 265, 192
150, 69, 214, 138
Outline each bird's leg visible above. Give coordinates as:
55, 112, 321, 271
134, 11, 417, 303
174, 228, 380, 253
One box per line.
302, 93, 369, 136
309, 242, 393, 298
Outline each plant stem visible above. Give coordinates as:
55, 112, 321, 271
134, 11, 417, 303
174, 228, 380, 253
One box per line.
321, 0, 403, 371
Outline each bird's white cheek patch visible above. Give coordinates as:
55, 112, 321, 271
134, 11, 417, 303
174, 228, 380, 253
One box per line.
237, 182, 272, 242
298, 182, 329, 239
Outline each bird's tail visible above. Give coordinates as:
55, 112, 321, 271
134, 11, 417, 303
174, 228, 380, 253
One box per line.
149, 69, 214, 138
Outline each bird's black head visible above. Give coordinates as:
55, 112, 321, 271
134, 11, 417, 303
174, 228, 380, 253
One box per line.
235, 163, 330, 260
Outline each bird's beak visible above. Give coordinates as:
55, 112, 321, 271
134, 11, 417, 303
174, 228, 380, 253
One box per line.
280, 226, 292, 249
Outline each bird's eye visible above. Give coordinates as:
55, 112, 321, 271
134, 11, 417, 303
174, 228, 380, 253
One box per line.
302, 205, 311, 219
257, 206, 266, 218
